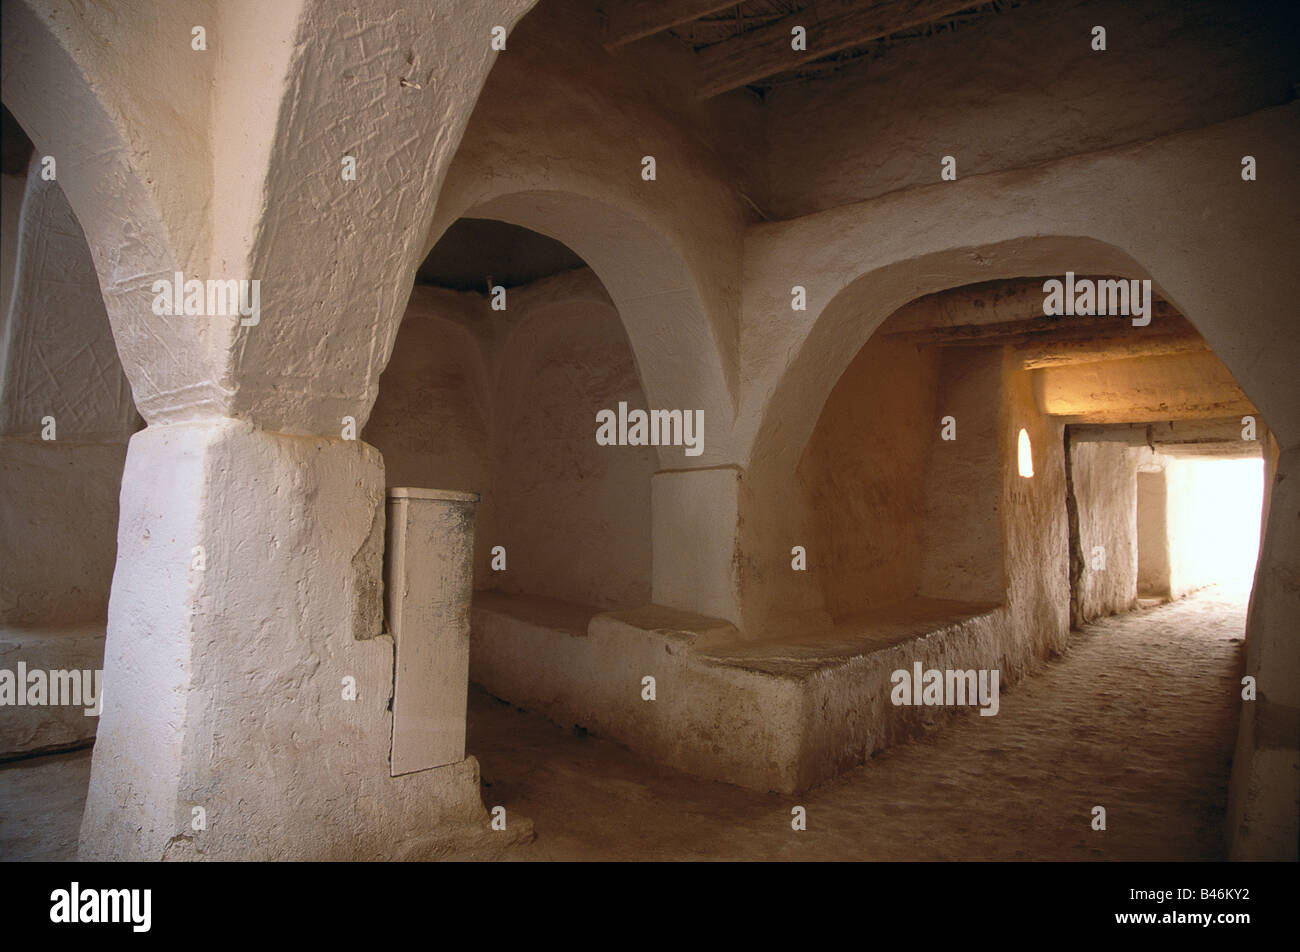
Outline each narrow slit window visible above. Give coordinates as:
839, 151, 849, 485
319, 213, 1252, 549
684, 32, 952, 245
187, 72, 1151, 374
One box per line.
1017, 428, 1034, 478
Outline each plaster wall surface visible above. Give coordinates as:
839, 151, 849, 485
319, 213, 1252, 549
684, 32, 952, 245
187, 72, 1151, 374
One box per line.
761, 0, 1299, 219
997, 350, 1072, 669
1070, 441, 1139, 621
2, 0, 231, 427
3, 0, 538, 434
1037, 351, 1254, 423
0, 167, 138, 442
363, 287, 494, 584
797, 335, 940, 618
1137, 469, 1171, 597
489, 285, 653, 610
364, 298, 490, 498
1164, 456, 1206, 599
917, 348, 1005, 604
1, 171, 23, 319
0, 441, 127, 628
651, 467, 743, 625
1, 169, 137, 644
1227, 444, 1300, 860
0, 625, 103, 755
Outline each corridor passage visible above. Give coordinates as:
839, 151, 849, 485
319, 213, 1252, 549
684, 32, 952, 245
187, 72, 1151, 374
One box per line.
0, 588, 1248, 862
471, 588, 1247, 861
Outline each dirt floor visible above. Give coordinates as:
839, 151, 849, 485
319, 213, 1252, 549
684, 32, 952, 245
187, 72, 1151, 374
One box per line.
0, 587, 1246, 861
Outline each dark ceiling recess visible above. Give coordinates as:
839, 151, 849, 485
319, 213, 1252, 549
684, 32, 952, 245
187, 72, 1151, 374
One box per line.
415, 218, 587, 292
600, 0, 1028, 98
1, 104, 35, 176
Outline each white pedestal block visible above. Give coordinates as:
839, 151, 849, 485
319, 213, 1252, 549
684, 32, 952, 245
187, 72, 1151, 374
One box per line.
385, 488, 478, 776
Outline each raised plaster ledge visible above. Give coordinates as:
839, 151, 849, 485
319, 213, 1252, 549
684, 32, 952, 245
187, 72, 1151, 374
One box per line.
470, 590, 1019, 793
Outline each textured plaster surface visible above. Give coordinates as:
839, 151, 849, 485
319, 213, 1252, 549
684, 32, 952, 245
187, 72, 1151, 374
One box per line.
385, 492, 475, 775
1227, 445, 1300, 860
762, 0, 1299, 219
916, 348, 1005, 604
0, 625, 103, 756
0, 173, 25, 328
367, 270, 655, 609
797, 335, 940, 618
2, 0, 537, 433
1037, 351, 1254, 423
0, 166, 138, 441
1071, 441, 1139, 622
490, 284, 654, 608
0, 441, 127, 627
1136, 469, 1171, 597
651, 467, 742, 625
0, 169, 138, 631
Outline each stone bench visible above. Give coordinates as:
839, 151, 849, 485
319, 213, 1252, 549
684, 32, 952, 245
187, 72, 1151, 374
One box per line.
469, 591, 1007, 793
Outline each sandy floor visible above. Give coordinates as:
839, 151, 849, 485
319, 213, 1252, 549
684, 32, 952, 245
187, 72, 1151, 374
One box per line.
0, 588, 1246, 861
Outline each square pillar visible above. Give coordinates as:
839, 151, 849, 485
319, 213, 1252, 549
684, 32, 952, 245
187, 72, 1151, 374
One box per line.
79, 422, 504, 860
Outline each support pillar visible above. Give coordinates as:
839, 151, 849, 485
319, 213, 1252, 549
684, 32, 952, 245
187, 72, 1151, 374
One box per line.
1227, 443, 1300, 860
79, 421, 524, 860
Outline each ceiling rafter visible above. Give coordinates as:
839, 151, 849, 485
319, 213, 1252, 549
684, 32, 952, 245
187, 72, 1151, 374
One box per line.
695, 0, 980, 98
599, 0, 745, 49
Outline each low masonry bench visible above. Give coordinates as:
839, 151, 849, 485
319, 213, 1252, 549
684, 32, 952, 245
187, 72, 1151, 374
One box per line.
0, 623, 106, 758
469, 591, 1011, 794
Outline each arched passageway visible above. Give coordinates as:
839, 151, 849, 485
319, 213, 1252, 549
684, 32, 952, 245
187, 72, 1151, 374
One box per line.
0, 114, 140, 760
1, 0, 1294, 866
368, 217, 656, 612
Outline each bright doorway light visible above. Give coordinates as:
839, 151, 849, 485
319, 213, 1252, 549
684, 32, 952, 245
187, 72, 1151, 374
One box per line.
1171, 457, 1265, 593
1017, 428, 1034, 478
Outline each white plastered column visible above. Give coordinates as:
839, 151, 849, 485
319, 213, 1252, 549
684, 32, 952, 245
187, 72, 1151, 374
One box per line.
3, 0, 540, 858
80, 422, 516, 860
1227, 442, 1300, 860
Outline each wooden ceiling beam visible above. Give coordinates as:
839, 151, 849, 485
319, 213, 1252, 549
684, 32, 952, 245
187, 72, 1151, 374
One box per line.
600, 0, 742, 50
696, 0, 978, 99
1018, 334, 1208, 369
1069, 418, 1266, 448
884, 308, 1192, 345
